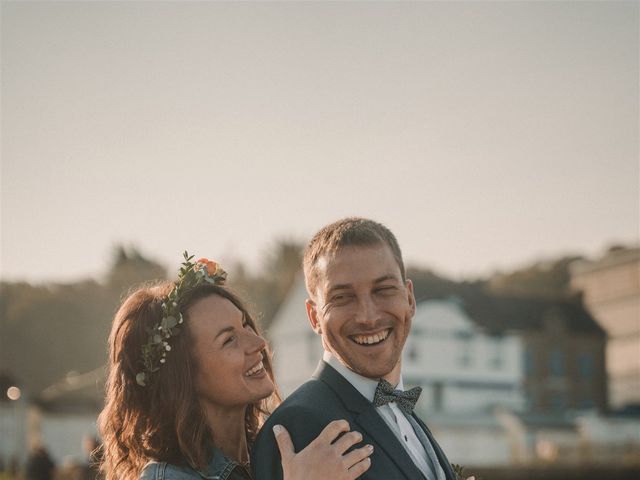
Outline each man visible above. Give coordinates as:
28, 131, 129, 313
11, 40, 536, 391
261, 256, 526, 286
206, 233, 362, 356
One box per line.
253, 217, 456, 480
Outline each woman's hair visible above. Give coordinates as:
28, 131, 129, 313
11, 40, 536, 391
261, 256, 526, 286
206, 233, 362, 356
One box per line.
98, 281, 279, 480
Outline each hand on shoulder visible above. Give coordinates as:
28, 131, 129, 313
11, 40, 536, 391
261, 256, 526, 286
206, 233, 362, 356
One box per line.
274, 420, 372, 480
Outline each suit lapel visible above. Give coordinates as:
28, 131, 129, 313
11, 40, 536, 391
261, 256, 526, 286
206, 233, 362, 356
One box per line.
314, 362, 426, 480
411, 414, 457, 480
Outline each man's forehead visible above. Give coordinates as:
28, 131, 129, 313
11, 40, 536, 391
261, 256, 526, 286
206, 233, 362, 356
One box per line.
314, 244, 403, 286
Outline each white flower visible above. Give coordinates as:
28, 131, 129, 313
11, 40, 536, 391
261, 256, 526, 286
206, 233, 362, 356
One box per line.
160, 358, 166, 364
165, 344, 171, 351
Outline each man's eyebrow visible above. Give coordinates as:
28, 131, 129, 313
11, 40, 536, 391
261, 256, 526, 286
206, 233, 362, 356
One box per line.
373, 274, 399, 284
214, 325, 235, 339
327, 283, 352, 294
326, 275, 399, 294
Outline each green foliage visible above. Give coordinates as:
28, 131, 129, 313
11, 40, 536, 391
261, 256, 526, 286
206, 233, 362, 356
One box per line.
0, 246, 167, 398
487, 255, 583, 299
451, 463, 482, 480
106, 245, 167, 292
0, 241, 587, 403
230, 239, 303, 331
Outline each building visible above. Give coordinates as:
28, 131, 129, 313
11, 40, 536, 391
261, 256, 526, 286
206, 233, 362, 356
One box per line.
570, 245, 640, 409
460, 293, 608, 414
404, 297, 524, 414
268, 275, 322, 397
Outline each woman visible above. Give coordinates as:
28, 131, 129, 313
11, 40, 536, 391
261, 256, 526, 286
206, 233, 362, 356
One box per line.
98, 253, 372, 480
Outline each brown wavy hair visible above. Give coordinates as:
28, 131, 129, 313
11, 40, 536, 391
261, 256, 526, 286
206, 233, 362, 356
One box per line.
98, 282, 279, 480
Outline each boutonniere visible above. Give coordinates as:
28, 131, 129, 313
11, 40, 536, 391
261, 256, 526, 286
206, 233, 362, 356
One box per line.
452, 463, 482, 480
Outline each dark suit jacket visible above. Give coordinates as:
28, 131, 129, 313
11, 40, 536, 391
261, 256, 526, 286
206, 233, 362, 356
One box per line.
252, 361, 456, 480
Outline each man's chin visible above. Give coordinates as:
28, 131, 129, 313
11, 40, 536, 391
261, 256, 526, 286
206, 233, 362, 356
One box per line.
345, 360, 397, 380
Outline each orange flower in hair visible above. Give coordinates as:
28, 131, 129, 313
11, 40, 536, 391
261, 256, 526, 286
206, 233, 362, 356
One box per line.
196, 258, 218, 276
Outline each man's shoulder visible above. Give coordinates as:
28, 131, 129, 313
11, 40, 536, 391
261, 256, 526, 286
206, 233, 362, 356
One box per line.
263, 377, 341, 426
254, 376, 352, 447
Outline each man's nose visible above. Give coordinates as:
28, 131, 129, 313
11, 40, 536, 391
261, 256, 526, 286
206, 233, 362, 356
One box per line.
354, 294, 378, 325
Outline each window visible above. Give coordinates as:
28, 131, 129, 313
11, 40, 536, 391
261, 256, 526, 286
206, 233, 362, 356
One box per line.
457, 336, 471, 367
579, 397, 595, 409
578, 353, 594, 379
549, 348, 564, 376
433, 382, 443, 412
407, 342, 419, 362
489, 336, 503, 369
550, 392, 567, 411
524, 347, 535, 375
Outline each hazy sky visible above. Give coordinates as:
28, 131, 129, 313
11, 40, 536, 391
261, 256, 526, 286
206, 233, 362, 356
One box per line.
1, 1, 638, 283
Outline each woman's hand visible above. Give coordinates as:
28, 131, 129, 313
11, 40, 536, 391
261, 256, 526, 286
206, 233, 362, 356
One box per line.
274, 419, 373, 480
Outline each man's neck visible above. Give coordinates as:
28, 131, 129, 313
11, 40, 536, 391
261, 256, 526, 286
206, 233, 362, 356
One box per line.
381, 362, 401, 386
323, 351, 404, 401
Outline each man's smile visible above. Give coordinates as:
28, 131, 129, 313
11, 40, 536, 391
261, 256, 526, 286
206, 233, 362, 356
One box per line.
350, 328, 392, 346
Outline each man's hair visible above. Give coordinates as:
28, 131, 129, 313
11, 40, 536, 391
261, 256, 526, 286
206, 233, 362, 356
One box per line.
303, 217, 406, 298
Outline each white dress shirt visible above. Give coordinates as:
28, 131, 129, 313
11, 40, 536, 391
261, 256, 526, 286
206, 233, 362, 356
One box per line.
323, 352, 435, 477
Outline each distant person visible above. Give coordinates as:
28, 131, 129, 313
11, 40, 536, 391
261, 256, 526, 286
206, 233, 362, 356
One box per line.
80, 436, 102, 480
252, 217, 457, 480
25, 446, 55, 480
98, 253, 372, 480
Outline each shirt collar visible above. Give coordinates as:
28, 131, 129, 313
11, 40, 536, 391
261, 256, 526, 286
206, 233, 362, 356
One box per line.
323, 351, 404, 403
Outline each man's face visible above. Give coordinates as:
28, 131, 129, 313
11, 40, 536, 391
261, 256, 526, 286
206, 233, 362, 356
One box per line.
306, 243, 415, 380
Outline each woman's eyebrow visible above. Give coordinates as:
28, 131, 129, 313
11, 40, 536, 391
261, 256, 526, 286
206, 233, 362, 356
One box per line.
214, 325, 235, 339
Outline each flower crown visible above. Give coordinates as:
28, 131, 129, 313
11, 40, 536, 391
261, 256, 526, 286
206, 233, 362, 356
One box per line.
135, 251, 227, 387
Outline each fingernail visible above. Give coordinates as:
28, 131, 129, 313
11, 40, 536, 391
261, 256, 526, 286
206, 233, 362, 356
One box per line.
273, 425, 283, 435
367, 444, 374, 451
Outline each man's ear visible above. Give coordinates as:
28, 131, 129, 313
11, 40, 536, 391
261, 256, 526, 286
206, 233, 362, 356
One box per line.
305, 298, 322, 334
406, 279, 416, 317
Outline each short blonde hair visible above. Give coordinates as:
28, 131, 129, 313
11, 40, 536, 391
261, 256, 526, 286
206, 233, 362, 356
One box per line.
303, 217, 406, 298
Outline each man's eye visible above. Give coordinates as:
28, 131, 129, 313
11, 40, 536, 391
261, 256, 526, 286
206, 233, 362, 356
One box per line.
331, 293, 352, 303
376, 286, 397, 295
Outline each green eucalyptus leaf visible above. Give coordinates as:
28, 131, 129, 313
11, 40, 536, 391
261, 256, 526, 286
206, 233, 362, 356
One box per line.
136, 373, 146, 386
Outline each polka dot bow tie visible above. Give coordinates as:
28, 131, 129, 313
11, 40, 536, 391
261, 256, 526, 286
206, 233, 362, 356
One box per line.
373, 379, 422, 415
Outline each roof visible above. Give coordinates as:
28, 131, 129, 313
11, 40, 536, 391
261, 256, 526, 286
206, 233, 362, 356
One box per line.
415, 284, 605, 336
458, 291, 605, 336
36, 366, 106, 413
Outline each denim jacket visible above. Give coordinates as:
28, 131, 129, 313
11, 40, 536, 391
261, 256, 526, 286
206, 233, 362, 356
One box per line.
139, 449, 251, 480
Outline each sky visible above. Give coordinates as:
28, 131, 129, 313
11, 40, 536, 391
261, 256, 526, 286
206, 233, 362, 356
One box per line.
1, 1, 638, 283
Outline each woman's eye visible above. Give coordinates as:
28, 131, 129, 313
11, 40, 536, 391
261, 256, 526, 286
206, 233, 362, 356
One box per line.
223, 335, 236, 346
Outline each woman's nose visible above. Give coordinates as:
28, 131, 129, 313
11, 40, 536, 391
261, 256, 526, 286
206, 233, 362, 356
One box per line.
246, 329, 267, 353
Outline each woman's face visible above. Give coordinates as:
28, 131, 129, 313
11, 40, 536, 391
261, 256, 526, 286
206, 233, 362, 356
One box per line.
187, 294, 274, 410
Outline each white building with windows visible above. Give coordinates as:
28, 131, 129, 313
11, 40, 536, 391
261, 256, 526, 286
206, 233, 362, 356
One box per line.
404, 297, 525, 414
268, 276, 323, 397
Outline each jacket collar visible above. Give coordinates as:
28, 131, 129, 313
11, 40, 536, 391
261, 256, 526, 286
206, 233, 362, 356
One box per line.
194, 448, 249, 480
